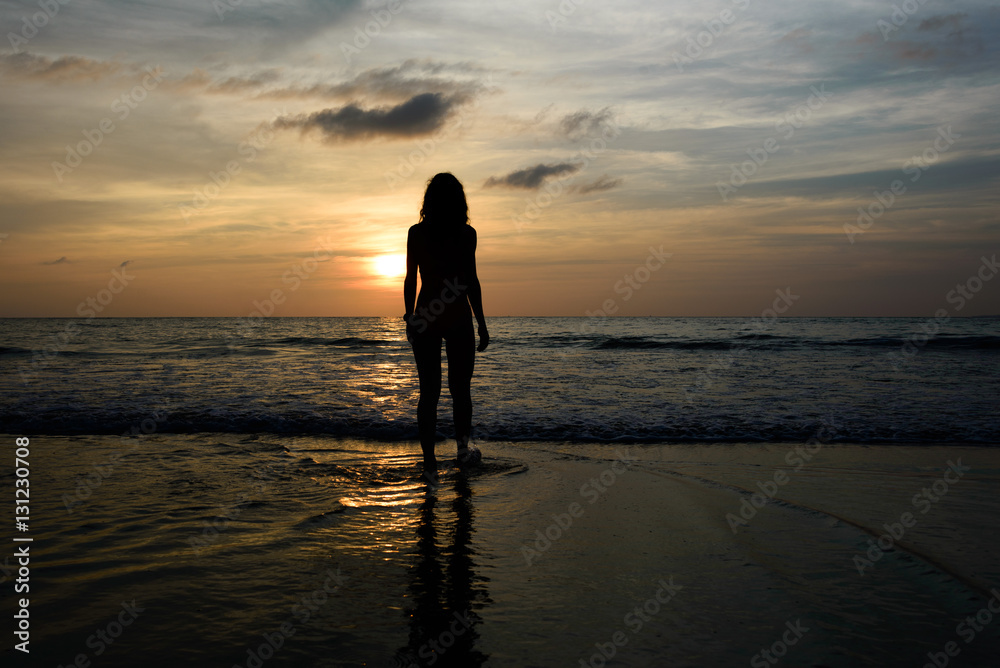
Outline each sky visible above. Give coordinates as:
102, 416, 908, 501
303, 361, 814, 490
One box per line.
1, 0, 998, 317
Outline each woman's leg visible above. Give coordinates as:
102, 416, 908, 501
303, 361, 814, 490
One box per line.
444, 319, 476, 450
411, 332, 443, 469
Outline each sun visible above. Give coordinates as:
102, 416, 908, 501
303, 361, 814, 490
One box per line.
373, 254, 406, 278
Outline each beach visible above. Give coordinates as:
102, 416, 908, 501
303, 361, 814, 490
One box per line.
2, 316, 999, 665
6, 434, 1000, 666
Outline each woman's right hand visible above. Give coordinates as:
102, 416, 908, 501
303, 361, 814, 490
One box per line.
404, 314, 416, 343
477, 325, 490, 352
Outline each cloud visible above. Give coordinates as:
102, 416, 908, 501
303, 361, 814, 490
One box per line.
260, 60, 490, 103
730, 155, 1000, 201
918, 13, 967, 32
119, 260, 133, 269
484, 162, 582, 189
273, 92, 463, 142
560, 107, 616, 140
890, 42, 937, 60
575, 174, 623, 194
0, 53, 126, 82
776, 27, 815, 55
131, 59, 494, 111
204, 0, 362, 41
42, 256, 69, 265
172, 67, 286, 95
208, 69, 285, 94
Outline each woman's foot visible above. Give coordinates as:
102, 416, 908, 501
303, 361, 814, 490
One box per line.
456, 444, 482, 467
421, 452, 438, 484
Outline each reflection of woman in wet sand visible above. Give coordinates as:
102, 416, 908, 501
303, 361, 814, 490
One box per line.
394, 475, 489, 667
404, 173, 489, 477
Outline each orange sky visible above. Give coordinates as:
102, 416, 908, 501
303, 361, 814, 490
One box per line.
1, 1, 997, 317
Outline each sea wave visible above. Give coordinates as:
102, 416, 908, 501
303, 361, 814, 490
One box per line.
2, 406, 996, 445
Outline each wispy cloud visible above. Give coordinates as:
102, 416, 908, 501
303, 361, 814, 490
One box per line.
575, 174, 623, 194
260, 60, 489, 102
560, 107, 616, 140
0, 53, 127, 82
484, 162, 582, 189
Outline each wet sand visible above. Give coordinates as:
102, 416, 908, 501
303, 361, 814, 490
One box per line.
6, 435, 1000, 666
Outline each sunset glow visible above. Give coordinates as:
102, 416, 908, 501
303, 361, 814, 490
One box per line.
0, 1, 996, 317
373, 254, 406, 279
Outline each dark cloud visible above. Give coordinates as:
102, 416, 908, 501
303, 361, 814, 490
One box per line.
560, 107, 616, 140
119, 260, 133, 269
575, 174, 623, 194
484, 162, 582, 189
42, 256, 69, 265
273, 93, 463, 142
918, 13, 967, 32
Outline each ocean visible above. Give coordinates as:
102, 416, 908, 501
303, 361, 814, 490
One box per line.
2, 316, 998, 444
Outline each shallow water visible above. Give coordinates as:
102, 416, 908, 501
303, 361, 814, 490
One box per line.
8, 435, 1000, 666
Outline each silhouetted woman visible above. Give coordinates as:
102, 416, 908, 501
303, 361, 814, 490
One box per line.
404, 173, 489, 476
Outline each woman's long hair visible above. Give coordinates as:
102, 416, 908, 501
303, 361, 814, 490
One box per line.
419, 173, 469, 227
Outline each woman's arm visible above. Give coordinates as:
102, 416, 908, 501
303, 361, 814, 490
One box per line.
466, 228, 489, 351
403, 226, 418, 318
